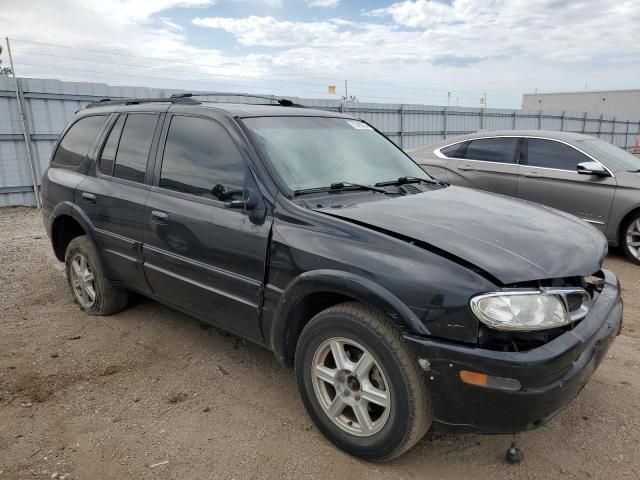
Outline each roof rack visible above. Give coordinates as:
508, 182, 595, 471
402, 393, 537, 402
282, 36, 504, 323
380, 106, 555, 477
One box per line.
85, 92, 306, 110
170, 92, 305, 107
85, 96, 200, 109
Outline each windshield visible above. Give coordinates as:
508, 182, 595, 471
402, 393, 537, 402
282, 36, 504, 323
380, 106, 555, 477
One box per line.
242, 116, 430, 191
577, 139, 640, 172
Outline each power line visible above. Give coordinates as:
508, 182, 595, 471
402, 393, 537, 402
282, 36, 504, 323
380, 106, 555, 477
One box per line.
16, 60, 498, 106
11, 38, 518, 103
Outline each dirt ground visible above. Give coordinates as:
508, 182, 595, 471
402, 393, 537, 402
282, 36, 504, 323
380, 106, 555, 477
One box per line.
0, 206, 639, 480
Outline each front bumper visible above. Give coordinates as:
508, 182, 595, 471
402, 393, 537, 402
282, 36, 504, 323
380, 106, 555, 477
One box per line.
405, 269, 623, 434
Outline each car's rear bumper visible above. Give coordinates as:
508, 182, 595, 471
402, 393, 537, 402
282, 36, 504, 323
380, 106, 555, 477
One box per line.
404, 269, 623, 434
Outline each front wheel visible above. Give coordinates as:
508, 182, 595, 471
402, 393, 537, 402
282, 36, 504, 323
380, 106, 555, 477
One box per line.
622, 214, 640, 265
295, 302, 431, 461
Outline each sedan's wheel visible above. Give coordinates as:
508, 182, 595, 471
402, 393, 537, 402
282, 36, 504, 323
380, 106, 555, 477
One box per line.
295, 302, 431, 461
623, 215, 640, 265
64, 235, 128, 315
312, 337, 391, 437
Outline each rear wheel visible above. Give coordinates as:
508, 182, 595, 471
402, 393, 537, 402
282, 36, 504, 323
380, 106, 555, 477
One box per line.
622, 214, 640, 265
64, 236, 128, 315
295, 302, 431, 461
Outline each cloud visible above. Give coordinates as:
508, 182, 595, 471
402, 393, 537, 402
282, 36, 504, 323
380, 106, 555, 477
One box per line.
192, 16, 345, 47
2, 0, 639, 107
306, 0, 340, 7
366, 0, 640, 62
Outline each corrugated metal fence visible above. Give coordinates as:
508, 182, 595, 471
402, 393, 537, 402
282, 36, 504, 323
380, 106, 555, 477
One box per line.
2, 76, 640, 207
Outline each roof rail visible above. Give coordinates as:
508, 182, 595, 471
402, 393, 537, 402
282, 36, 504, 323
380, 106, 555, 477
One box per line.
170, 92, 305, 107
85, 96, 201, 109
85, 92, 306, 109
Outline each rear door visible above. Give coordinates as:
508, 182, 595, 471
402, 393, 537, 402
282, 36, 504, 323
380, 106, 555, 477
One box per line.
142, 113, 272, 341
444, 137, 520, 196
517, 138, 616, 232
76, 111, 163, 290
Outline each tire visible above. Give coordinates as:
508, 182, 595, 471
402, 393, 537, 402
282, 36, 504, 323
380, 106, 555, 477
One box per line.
295, 302, 431, 461
621, 213, 640, 266
64, 235, 128, 315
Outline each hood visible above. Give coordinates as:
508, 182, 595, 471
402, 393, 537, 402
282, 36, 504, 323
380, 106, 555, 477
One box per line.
315, 186, 607, 285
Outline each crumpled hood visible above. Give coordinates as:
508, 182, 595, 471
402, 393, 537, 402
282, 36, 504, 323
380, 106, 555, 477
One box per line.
315, 186, 607, 285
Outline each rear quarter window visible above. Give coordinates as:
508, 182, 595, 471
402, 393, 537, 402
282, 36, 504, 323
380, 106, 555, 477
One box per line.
52, 115, 107, 169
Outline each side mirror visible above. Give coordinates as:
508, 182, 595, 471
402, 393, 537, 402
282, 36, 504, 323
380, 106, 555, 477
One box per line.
577, 161, 609, 177
225, 188, 260, 211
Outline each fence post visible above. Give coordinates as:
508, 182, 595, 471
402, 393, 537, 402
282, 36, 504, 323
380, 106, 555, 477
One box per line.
512, 110, 517, 129
399, 104, 404, 149
625, 120, 630, 151
611, 117, 616, 143
597, 114, 603, 138
582, 112, 588, 133
560, 110, 565, 131
480, 108, 484, 130
537, 110, 542, 130
443, 106, 448, 140
6, 37, 40, 208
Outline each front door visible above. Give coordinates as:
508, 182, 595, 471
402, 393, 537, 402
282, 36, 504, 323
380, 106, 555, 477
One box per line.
445, 137, 520, 196
142, 114, 272, 341
517, 138, 616, 233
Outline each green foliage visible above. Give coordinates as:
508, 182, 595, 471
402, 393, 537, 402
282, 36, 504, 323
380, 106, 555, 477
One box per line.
0, 45, 13, 76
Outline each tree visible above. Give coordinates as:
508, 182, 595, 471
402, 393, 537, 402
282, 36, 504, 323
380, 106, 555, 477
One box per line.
0, 46, 13, 76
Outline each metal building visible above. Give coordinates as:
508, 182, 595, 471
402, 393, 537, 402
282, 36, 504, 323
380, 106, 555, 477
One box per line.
522, 90, 640, 122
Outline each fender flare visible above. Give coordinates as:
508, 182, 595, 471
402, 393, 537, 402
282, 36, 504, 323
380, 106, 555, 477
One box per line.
50, 201, 99, 245
268, 269, 430, 364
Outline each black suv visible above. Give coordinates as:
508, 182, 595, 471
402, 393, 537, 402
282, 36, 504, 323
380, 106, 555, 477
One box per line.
41, 95, 623, 460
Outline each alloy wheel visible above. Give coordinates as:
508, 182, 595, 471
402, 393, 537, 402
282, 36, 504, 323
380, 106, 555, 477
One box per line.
70, 253, 97, 308
311, 337, 391, 437
626, 219, 640, 260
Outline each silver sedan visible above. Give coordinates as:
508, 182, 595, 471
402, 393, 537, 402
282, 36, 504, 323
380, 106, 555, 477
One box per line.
411, 130, 640, 265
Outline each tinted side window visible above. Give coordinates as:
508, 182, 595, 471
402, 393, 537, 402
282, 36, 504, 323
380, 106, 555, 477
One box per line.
98, 115, 125, 175
52, 115, 106, 167
525, 139, 589, 170
159, 116, 246, 202
465, 137, 518, 163
113, 114, 158, 183
440, 142, 466, 158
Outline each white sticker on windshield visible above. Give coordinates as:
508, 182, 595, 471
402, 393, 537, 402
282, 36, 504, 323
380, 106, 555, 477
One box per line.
346, 120, 373, 130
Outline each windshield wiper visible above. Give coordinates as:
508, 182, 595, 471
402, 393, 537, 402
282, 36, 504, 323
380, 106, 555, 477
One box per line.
374, 176, 446, 187
294, 181, 388, 196
627, 169, 640, 173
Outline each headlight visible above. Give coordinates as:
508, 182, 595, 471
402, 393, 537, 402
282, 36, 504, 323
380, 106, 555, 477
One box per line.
470, 289, 589, 331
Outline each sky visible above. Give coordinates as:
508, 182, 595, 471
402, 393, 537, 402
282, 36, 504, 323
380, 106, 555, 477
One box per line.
1, 0, 638, 108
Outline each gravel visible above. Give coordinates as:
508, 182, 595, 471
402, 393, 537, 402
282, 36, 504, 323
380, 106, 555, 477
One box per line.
1, 206, 639, 479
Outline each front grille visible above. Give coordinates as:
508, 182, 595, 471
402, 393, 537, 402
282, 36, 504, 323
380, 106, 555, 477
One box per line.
566, 293, 583, 312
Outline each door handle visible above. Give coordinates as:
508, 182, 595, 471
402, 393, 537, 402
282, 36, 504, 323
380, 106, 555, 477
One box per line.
522, 171, 541, 178
81, 192, 96, 204
457, 164, 476, 171
151, 210, 169, 225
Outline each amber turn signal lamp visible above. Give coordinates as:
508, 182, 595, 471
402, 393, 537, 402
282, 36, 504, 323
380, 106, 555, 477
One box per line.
459, 370, 522, 392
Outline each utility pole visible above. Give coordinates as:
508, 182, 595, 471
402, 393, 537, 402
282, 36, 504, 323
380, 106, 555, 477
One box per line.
344, 80, 348, 101
447, 91, 451, 107
483, 92, 487, 108
6, 37, 40, 208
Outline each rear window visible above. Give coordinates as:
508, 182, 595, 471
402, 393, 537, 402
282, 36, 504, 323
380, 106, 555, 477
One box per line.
52, 115, 107, 167
113, 114, 158, 183
464, 137, 518, 163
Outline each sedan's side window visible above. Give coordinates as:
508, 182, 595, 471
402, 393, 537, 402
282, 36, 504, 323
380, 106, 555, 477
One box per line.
464, 137, 518, 163
159, 116, 246, 202
113, 114, 159, 183
440, 142, 467, 158
525, 139, 590, 171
